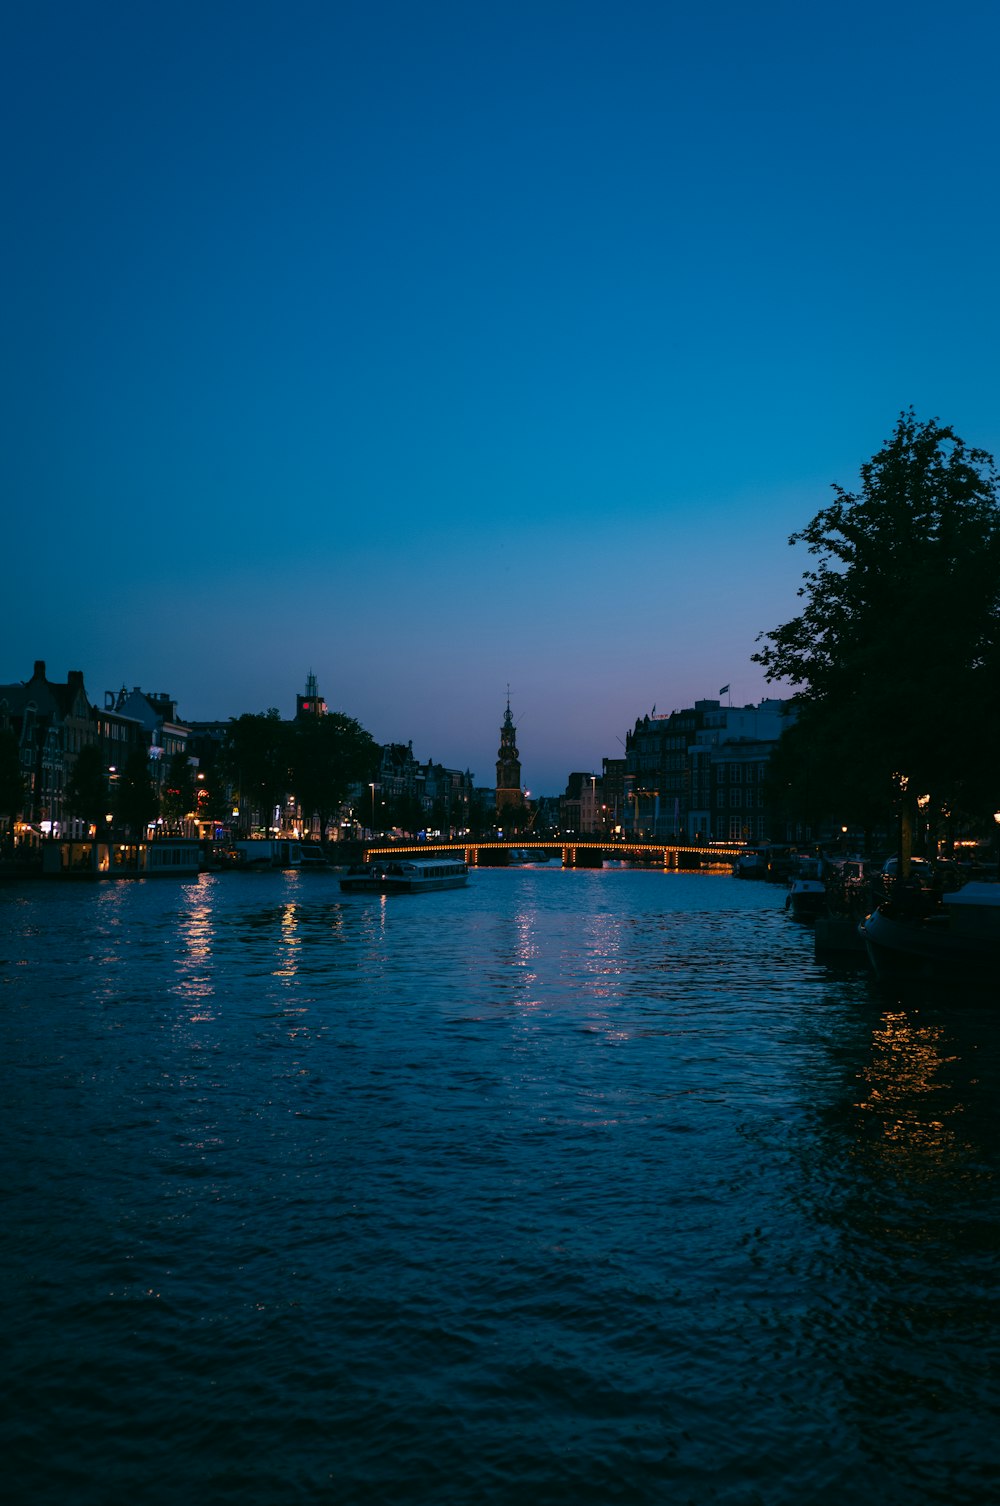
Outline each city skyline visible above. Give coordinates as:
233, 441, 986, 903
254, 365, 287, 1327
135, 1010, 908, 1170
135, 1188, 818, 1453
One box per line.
2, 654, 773, 801
5, 2, 999, 795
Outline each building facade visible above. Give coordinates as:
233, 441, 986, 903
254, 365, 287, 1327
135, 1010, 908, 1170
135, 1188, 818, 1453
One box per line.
624, 698, 791, 842
103, 686, 191, 806
0, 661, 97, 828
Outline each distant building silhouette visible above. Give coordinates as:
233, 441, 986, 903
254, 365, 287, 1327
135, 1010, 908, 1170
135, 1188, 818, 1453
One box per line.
495, 691, 524, 818
0, 660, 94, 827
103, 685, 190, 806
296, 670, 327, 722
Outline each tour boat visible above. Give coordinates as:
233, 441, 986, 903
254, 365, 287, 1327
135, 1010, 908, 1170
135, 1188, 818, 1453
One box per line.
339, 857, 469, 894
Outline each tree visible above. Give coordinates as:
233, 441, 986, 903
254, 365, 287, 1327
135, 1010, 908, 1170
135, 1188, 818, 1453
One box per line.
0, 727, 24, 844
65, 743, 109, 829
224, 711, 293, 834
161, 751, 196, 829
753, 411, 1000, 837
291, 713, 379, 844
187, 739, 231, 828
115, 747, 159, 838
383, 788, 425, 836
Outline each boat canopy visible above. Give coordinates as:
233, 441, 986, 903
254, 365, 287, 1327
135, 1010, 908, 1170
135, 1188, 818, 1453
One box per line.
943, 883, 1000, 909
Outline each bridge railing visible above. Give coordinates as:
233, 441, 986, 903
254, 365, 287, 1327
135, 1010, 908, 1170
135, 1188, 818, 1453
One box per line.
364, 838, 745, 868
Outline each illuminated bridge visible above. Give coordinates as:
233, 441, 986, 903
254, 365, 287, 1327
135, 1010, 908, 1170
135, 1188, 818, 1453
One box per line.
363, 838, 745, 870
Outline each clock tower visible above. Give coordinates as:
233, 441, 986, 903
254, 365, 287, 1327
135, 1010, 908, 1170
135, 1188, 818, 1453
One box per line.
495, 690, 525, 817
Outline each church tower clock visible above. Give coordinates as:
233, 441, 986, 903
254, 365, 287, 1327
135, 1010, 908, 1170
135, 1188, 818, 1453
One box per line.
495, 690, 525, 817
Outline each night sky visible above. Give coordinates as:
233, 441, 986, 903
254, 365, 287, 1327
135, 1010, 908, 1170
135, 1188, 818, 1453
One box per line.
5, 1, 999, 793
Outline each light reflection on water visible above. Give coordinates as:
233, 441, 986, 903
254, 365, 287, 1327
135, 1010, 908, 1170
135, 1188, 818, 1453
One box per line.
856, 1010, 972, 1176
2, 866, 999, 1506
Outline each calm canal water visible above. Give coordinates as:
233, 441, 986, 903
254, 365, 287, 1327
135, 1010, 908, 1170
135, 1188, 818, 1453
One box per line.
2, 865, 999, 1505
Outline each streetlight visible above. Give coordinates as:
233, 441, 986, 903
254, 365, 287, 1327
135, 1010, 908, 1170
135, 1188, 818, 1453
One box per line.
917, 793, 930, 856
369, 783, 376, 836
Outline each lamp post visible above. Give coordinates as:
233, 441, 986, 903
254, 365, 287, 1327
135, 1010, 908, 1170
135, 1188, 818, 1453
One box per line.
369, 783, 376, 837
917, 794, 930, 858
994, 810, 1000, 878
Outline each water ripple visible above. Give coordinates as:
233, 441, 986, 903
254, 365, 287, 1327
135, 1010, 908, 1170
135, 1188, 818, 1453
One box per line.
2, 869, 999, 1505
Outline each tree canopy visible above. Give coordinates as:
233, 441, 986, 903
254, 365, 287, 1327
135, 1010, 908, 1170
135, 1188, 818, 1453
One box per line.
223, 710, 292, 833
291, 713, 379, 842
753, 411, 1000, 833
223, 709, 380, 839
161, 750, 196, 828
65, 743, 109, 827
0, 728, 24, 837
114, 747, 159, 837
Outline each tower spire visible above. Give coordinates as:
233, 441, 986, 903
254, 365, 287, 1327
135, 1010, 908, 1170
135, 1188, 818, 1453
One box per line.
296, 668, 327, 721
496, 688, 524, 817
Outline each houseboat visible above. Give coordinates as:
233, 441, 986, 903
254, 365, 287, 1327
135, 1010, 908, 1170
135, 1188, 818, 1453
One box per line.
298, 844, 332, 870
219, 839, 303, 870
41, 837, 203, 879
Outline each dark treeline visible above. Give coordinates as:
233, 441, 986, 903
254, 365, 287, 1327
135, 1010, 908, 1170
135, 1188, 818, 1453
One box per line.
754, 410, 1000, 850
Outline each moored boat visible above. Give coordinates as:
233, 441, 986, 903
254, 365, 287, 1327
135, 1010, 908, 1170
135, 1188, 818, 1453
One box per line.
340, 857, 469, 894
734, 844, 795, 882
785, 875, 826, 920
297, 844, 332, 870
41, 837, 203, 878
220, 839, 302, 870
783, 853, 828, 920
860, 881, 1000, 984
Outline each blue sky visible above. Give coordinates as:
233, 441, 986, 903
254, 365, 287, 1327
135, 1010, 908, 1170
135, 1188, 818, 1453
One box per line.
4, 1, 999, 793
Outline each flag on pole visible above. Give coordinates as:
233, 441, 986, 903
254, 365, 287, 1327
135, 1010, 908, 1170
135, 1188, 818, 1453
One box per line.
719, 684, 730, 695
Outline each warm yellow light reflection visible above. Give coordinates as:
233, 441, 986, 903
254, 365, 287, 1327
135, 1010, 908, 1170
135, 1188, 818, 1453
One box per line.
274, 902, 301, 979
173, 887, 216, 1012
855, 1011, 968, 1176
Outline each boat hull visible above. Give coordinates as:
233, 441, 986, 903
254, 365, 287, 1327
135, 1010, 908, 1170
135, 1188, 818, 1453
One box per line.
785, 879, 826, 920
340, 873, 468, 893
860, 904, 1000, 984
